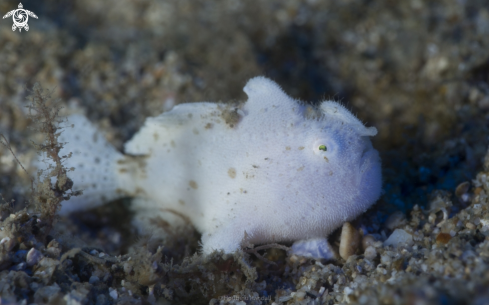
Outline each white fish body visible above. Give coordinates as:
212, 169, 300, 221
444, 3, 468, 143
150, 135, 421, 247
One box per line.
41, 77, 382, 258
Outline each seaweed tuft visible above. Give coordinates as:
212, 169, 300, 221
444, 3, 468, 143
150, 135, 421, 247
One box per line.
1, 83, 82, 235
26, 83, 82, 231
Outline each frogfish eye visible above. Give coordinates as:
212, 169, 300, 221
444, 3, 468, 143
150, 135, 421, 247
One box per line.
318, 145, 327, 152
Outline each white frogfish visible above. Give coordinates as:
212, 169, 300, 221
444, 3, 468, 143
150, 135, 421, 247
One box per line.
37, 77, 382, 259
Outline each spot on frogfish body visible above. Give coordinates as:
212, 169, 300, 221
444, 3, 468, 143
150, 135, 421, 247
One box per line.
228, 168, 237, 179
189, 180, 198, 189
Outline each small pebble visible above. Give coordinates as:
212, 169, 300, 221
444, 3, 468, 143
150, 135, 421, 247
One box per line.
1, 237, 16, 252
46, 240, 61, 258
279, 295, 292, 302
380, 254, 392, 265
480, 219, 489, 227
89, 275, 100, 284
109, 288, 118, 300
435, 233, 451, 245
384, 229, 413, 248
364, 246, 377, 260
26, 248, 44, 266
362, 235, 377, 250
46, 247, 61, 258
318, 287, 326, 295
294, 291, 306, 301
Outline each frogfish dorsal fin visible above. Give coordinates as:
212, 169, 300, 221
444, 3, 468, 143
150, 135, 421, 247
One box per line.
243, 77, 298, 115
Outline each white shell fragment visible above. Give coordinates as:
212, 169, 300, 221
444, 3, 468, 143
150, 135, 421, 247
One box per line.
36, 76, 382, 259
384, 229, 413, 248
339, 222, 361, 260
26, 248, 44, 267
